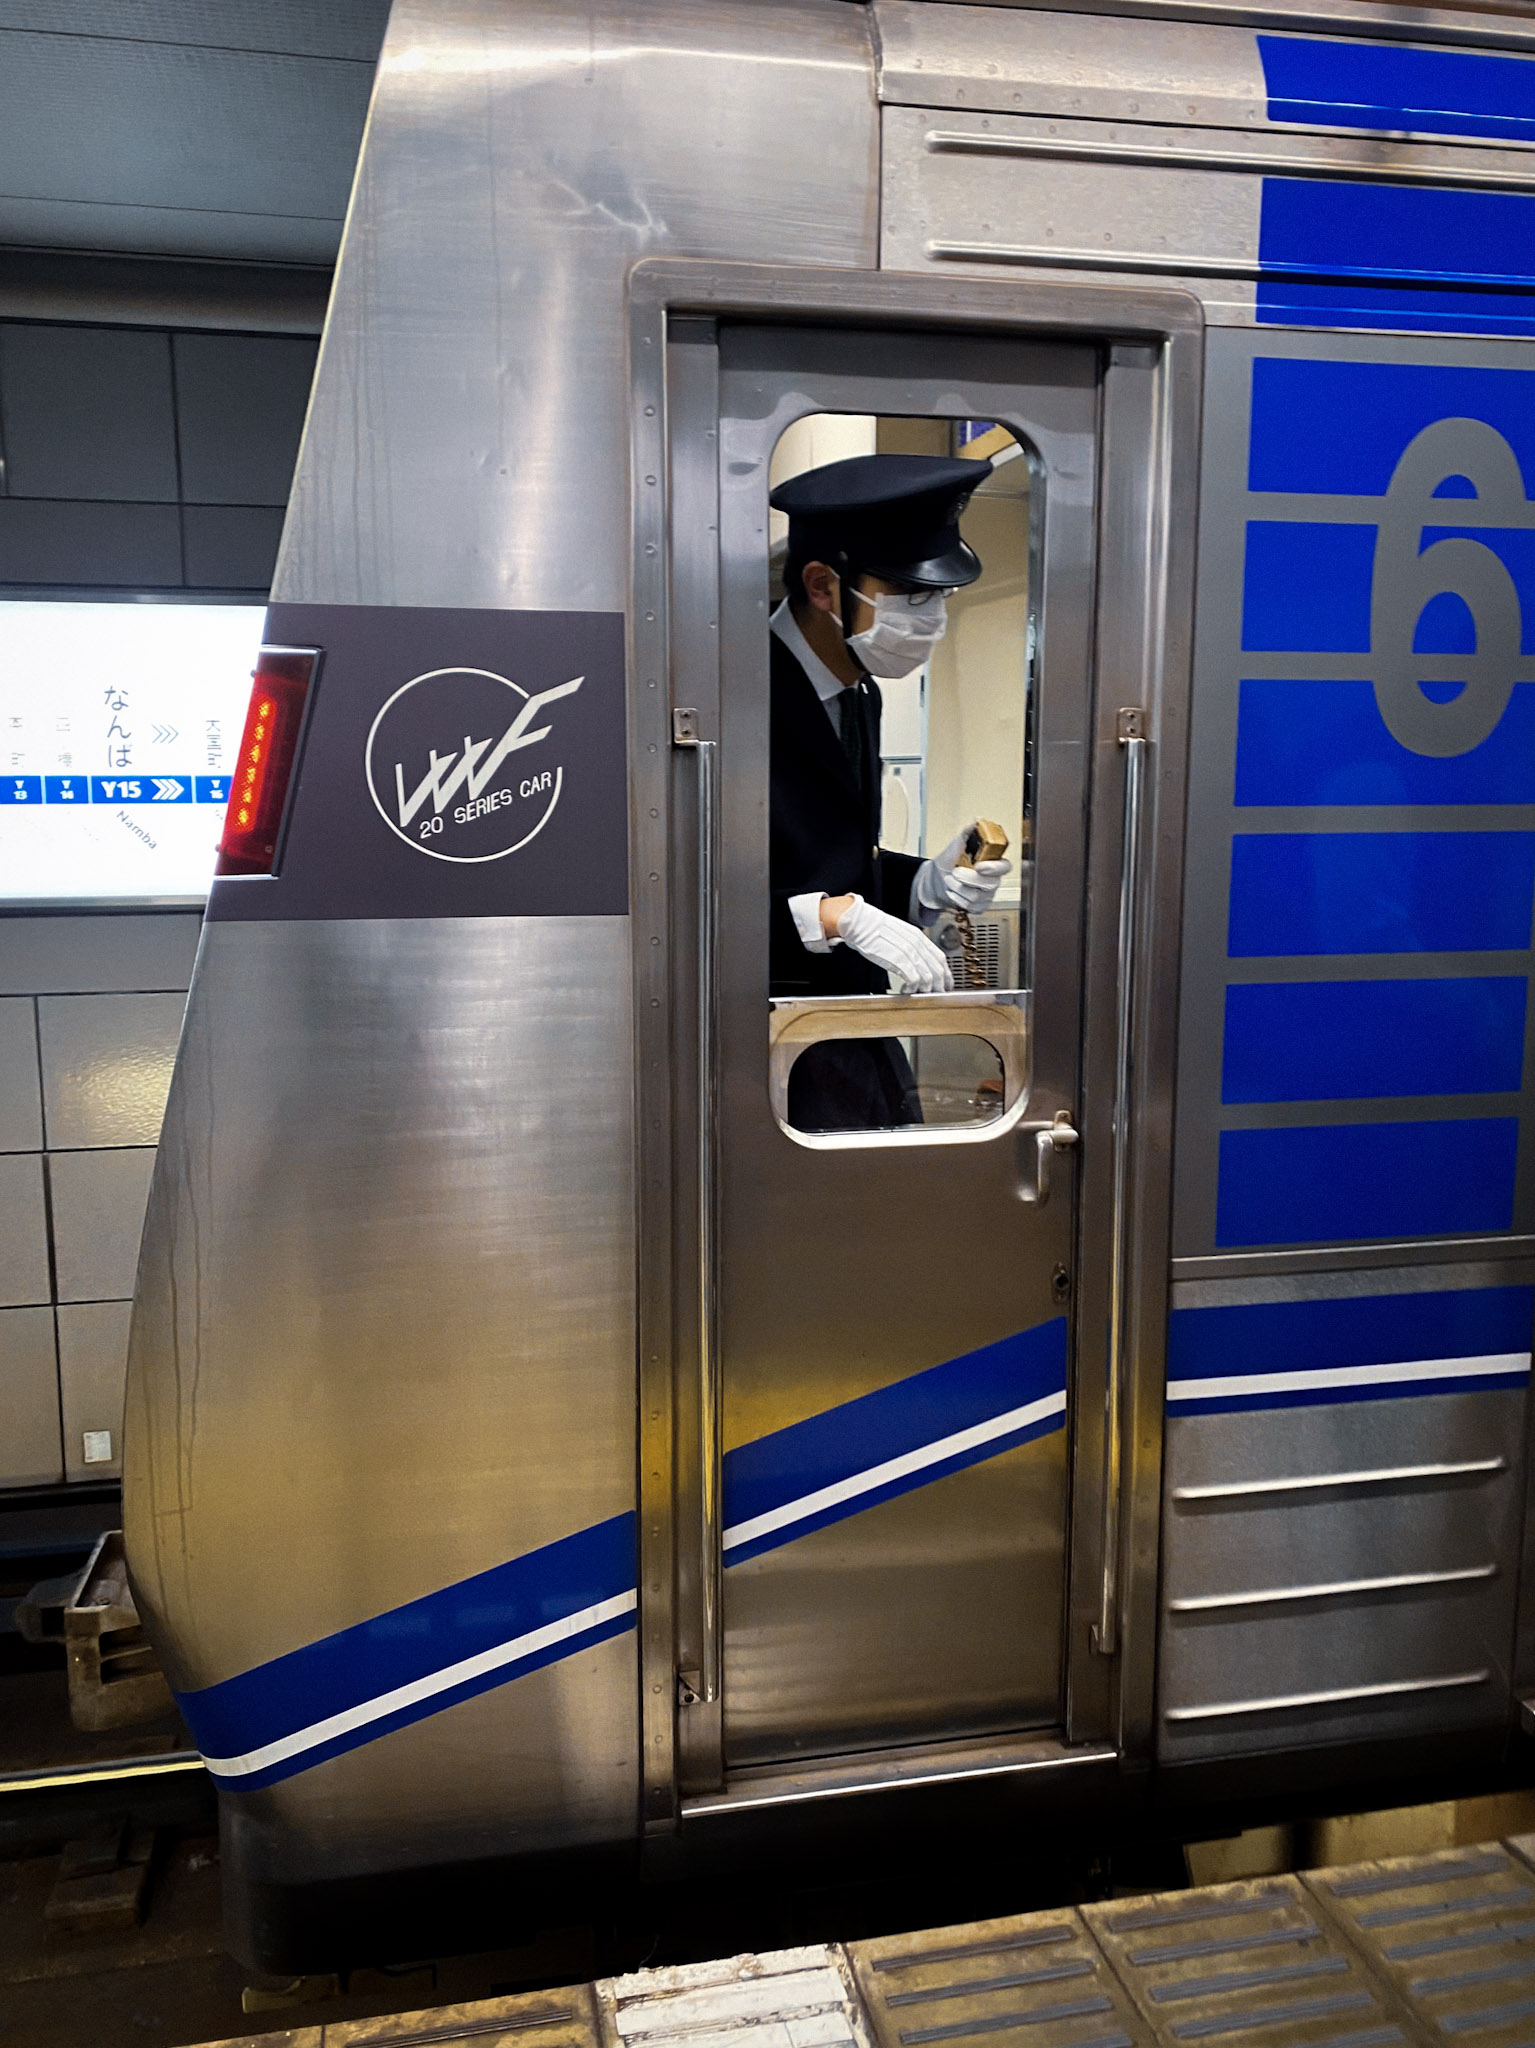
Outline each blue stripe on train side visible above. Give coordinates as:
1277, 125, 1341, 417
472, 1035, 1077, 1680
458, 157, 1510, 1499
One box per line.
1256, 182, 1535, 336
1216, 1119, 1519, 1245
1235, 680, 1535, 807
177, 1511, 638, 1790
721, 1317, 1068, 1566
1222, 978, 1527, 1103
175, 1315, 1068, 1789
1247, 360, 1535, 497
1168, 1285, 1534, 1414
1227, 833, 1535, 957
1241, 520, 1535, 657
1258, 36, 1535, 147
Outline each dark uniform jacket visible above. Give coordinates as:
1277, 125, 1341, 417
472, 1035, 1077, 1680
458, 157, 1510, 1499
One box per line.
768, 625, 926, 1129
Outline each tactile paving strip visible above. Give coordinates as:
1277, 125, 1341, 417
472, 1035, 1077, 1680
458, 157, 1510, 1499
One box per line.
595, 1944, 871, 2048
847, 1909, 1153, 2048
1306, 1845, 1535, 2048
1084, 1876, 1427, 2048
198, 1983, 605, 2047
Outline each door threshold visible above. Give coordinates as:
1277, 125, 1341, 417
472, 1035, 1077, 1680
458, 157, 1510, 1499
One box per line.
682, 1729, 1117, 1818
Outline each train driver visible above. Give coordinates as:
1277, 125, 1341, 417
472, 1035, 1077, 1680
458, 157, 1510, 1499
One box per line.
766, 452, 1012, 1133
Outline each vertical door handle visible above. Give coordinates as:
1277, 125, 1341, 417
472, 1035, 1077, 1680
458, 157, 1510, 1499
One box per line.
673, 709, 722, 1707
1018, 1111, 1080, 1205
1093, 708, 1146, 1657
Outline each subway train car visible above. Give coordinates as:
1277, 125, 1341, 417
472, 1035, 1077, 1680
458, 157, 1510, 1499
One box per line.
125, 0, 1535, 1967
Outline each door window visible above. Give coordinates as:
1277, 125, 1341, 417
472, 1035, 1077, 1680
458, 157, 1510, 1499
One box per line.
765, 413, 1038, 1139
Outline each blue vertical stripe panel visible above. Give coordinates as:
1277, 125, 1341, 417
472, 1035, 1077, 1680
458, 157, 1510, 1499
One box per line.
1221, 978, 1527, 1103
1241, 523, 1376, 652
1215, 1118, 1519, 1245
1257, 36, 1535, 146
1234, 680, 1535, 807
1227, 833, 1535, 956
1248, 359, 1535, 496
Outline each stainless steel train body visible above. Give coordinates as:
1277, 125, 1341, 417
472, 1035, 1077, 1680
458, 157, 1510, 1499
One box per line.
124, 0, 1535, 1964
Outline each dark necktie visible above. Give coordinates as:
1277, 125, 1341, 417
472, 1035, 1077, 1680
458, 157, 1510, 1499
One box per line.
837, 684, 864, 799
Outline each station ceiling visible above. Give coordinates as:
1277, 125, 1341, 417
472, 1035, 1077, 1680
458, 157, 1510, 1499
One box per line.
0, 1, 389, 269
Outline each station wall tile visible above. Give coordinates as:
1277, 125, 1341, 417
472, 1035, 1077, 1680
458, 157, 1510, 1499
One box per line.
39, 991, 184, 1149
0, 1304, 61, 1485
57, 1299, 131, 1480
0, 325, 177, 502
0, 498, 181, 586
173, 333, 317, 506
0, 913, 200, 997
183, 503, 284, 589
49, 1147, 155, 1303
0, 996, 41, 1151
0, 1151, 49, 1307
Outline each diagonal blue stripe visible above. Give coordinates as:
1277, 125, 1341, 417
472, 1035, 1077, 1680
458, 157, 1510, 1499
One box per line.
721, 1318, 1068, 1540
178, 1510, 636, 1767
180, 1316, 1070, 1790
723, 1404, 1066, 1567
203, 1608, 637, 1792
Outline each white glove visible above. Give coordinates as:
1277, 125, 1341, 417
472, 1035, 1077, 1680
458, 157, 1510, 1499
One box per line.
836, 894, 954, 994
916, 828, 1013, 915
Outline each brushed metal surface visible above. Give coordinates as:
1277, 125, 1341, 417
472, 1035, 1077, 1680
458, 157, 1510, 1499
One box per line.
1158, 1392, 1524, 1761
876, 2, 1268, 125
279, 0, 876, 614
127, 0, 883, 1888
126, 915, 638, 1865
894, 0, 1535, 57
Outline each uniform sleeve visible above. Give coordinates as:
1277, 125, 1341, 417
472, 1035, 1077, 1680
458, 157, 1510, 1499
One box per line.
877, 849, 923, 925
788, 890, 836, 953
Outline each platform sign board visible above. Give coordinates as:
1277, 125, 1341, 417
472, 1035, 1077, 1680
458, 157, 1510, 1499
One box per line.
0, 601, 264, 904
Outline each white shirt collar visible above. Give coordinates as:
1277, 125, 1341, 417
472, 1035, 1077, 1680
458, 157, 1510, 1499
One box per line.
771, 598, 854, 718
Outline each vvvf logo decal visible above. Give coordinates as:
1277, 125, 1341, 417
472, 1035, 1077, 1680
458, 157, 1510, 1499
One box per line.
364, 667, 584, 864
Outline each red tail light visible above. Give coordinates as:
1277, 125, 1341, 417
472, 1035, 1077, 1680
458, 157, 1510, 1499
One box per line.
215, 646, 317, 876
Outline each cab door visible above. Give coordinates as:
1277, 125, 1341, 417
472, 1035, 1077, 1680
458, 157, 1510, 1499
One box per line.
633, 271, 1199, 1809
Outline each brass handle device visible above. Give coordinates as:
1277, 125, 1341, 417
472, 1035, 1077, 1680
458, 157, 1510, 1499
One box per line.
953, 815, 1009, 989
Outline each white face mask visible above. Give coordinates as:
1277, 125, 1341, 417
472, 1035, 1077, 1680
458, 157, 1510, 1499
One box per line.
844, 584, 949, 679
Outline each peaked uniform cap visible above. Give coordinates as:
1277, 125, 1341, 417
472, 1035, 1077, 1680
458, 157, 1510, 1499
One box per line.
770, 452, 993, 589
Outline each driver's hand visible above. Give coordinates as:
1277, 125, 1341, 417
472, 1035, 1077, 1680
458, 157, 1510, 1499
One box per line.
835, 894, 954, 994
916, 827, 1013, 915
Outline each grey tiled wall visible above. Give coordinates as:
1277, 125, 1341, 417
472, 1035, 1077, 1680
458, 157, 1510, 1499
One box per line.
0, 324, 318, 592
0, 911, 198, 1485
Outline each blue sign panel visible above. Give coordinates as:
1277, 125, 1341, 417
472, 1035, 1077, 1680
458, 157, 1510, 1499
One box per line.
1185, 344, 1535, 1254
196, 776, 230, 806
0, 776, 41, 804
44, 776, 89, 804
